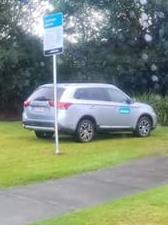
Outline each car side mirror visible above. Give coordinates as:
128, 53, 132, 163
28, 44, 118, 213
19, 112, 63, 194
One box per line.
126, 98, 134, 104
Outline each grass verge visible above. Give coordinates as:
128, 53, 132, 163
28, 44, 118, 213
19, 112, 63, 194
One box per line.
31, 185, 168, 225
0, 122, 168, 188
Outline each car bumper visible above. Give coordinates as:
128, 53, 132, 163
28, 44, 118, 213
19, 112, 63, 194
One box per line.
23, 121, 54, 130
23, 121, 74, 134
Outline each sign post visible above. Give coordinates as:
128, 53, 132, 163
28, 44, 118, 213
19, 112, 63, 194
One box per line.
43, 12, 63, 155
53, 54, 59, 154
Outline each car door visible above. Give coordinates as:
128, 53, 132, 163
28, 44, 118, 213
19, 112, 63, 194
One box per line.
102, 88, 133, 128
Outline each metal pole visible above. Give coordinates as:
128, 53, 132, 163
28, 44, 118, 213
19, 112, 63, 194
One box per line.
53, 54, 59, 154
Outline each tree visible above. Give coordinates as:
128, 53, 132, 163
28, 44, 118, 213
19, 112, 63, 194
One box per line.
53, 0, 168, 96
0, 0, 52, 113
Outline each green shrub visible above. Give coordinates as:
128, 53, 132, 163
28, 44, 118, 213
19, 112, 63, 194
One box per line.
136, 94, 168, 126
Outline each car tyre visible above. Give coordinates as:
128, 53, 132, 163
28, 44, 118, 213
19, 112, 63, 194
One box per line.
134, 116, 152, 137
76, 119, 95, 143
35, 131, 54, 139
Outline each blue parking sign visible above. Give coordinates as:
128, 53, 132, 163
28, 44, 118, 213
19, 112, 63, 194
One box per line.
43, 12, 63, 56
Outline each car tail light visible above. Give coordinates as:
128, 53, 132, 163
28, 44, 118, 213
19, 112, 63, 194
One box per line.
58, 102, 73, 110
48, 100, 55, 107
48, 101, 72, 110
23, 100, 30, 107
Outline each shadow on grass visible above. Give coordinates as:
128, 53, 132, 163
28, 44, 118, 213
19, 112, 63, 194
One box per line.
24, 132, 137, 144
59, 132, 134, 143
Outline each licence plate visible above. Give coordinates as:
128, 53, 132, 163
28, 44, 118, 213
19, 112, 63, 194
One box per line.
32, 107, 45, 113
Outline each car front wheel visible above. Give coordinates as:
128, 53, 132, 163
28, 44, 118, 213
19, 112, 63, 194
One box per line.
134, 116, 152, 137
76, 119, 95, 143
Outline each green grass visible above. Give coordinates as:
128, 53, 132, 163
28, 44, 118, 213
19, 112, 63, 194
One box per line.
31, 185, 168, 225
0, 122, 168, 188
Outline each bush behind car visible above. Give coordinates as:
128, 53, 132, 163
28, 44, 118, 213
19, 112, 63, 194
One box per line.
137, 94, 168, 126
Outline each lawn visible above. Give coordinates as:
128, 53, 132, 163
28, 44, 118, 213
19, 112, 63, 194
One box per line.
0, 122, 168, 188
31, 185, 168, 225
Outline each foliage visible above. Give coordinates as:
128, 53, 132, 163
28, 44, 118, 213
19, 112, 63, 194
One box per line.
137, 94, 168, 126
0, 28, 51, 111
54, 0, 168, 97
0, 122, 167, 188
1, 0, 168, 113
0, 0, 52, 112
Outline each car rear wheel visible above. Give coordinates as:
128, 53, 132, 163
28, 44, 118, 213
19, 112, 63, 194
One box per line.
134, 116, 152, 137
35, 131, 54, 139
76, 119, 95, 143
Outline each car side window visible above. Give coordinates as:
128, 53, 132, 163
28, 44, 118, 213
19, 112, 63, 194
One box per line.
74, 88, 110, 101
107, 88, 128, 103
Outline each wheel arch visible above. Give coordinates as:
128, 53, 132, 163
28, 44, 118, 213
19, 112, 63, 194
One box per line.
76, 115, 97, 131
134, 113, 153, 129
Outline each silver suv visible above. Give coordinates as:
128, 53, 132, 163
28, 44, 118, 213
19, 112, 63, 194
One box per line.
22, 83, 157, 142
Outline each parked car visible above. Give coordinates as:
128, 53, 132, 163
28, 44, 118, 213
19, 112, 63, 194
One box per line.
22, 83, 157, 142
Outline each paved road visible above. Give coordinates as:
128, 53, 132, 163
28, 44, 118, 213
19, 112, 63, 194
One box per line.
0, 156, 168, 225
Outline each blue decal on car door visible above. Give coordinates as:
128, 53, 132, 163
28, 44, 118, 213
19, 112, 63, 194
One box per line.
119, 106, 130, 114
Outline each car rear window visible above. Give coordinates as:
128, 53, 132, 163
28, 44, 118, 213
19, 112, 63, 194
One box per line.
29, 87, 65, 101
